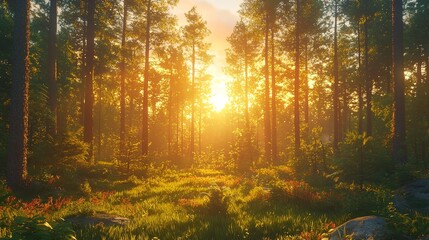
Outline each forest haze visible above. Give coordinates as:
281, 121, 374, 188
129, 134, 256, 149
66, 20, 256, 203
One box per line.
0, 0, 429, 239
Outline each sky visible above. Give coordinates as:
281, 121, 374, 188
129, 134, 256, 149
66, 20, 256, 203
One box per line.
171, 0, 243, 85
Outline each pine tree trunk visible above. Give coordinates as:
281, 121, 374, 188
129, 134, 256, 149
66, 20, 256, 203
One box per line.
142, 0, 151, 157
84, 0, 95, 161
47, 0, 57, 137
358, 20, 363, 134
8, 0, 30, 189
271, 27, 277, 164
264, 12, 272, 162
392, 0, 407, 164
190, 41, 195, 161
304, 41, 309, 136
364, 9, 372, 136
333, 0, 339, 153
294, 0, 301, 156
120, 0, 127, 163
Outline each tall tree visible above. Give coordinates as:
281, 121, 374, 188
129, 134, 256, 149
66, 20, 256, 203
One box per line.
263, 0, 271, 162
142, 0, 151, 157
183, 7, 211, 161
333, 0, 339, 152
7, 0, 30, 188
84, 0, 95, 161
392, 0, 407, 164
364, 0, 372, 136
47, 0, 58, 137
294, 0, 301, 156
120, 0, 127, 162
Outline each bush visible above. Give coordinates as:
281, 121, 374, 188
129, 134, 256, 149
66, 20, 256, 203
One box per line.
2, 216, 76, 240
203, 186, 229, 215
333, 132, 391, 186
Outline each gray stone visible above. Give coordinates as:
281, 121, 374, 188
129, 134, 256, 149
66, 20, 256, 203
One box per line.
66, 213, 129, 226
328, 216, 390, 240
394, 179, 429, 215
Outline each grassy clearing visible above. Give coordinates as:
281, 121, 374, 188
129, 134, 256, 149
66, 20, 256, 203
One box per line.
0, 161, 424, 239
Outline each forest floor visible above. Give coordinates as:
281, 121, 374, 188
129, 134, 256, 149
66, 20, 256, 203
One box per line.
0, 161, 427, 239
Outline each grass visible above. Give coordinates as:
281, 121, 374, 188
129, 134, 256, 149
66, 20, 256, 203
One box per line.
0, 161, 426, 239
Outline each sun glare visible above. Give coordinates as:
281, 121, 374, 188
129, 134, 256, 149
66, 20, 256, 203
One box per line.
210, 81, 229, 112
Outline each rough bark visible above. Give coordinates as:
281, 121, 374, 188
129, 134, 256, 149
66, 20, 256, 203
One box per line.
8, 0, 30, 189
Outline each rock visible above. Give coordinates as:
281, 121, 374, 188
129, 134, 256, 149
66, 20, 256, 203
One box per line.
394, 179, 429, 215
66, 212, 129, 226
328, 216, 390, 240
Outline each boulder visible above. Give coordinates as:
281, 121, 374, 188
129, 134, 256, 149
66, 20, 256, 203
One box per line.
66, 212, 129, 226
327, 216, 390, 240
394, 179, 429, 215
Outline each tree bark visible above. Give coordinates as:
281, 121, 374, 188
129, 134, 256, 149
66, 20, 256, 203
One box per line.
84, 0, 95, 162
392, 0, 407, 164
364, 4, 372, 136
120, 0, 127, 163
8, 0, 30, 189
271, 25, 277, 164
294, 0, 301, 156
142, 0, 151, 157
333, 0, 339, 153
190, 41, 195, 161
357, 20, 363, 134
47, 0, 58, 137
264, 11, 272, 162
304, 40, 309, 136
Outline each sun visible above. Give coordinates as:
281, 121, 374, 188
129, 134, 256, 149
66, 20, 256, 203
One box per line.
210, 80, 229, 112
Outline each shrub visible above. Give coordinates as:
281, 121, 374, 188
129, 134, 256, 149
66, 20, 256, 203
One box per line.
333, 132, 391, 187
2, 216, 76, 240
203, 186, 229, 215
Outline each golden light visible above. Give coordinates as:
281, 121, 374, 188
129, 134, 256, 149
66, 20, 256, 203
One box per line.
210, 80, 229, 112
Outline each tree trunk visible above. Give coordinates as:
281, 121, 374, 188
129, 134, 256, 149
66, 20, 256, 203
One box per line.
120, 0, 127, 163
47, 0, 58, 137
392, 0, 407, 164
84, 0, 95, 162
271, 26, 277, 164
333, 0, 339, 153
294, 0, 301, 156
142, 0, 151, 157
304, 40, 309, 136
264, 12, 272, 162
358, 20, 363, 134
97, 75, 102, 162
244, 26, 250, 153
364, 9, 372, 136
190, 41, 195, 161
168, 56, 173, 156
7, 0, 30, 189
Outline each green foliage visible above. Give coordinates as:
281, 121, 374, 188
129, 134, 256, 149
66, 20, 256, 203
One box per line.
333, 132, 392, 185
194, 147, 235, 172
386, 202, 429, 237
79, 180, 92, 196
1, 216, 76, 240
203, 186, 229, 215
30, 131, 88, 168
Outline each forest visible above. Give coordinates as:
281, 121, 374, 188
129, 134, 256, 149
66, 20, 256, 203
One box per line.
0, 0, 429, 239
